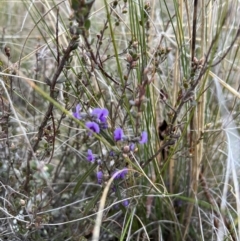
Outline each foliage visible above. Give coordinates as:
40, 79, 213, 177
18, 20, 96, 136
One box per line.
0, 0, 240, 240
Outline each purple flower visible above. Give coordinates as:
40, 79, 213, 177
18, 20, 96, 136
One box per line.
112, 168, 128, 180
97, 171, 103, 184
122, 200, 129, 207
99, 108, 108, 122
85, 121, 100, 135
91, 108, 109, 123
112, 170, 121, 179
114, 200, 129, 209
119, 167, 128, 179
73, 104, 81, 119
87, 149, 95, 162
139, 131, 148, 144
109, 150, 115, 156
114, 127, 124, 141
129, 143, 135, 151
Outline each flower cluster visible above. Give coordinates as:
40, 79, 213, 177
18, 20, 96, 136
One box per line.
73, 104, 148, 149
73, 104, 148, 202
73, 104, 108, 135
113, 127, 148, 148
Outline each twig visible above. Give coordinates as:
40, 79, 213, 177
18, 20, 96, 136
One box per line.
82, 34, 133, 93
23, 37, 78, 192
140, 140, 175, 169
56, 7, 60, 67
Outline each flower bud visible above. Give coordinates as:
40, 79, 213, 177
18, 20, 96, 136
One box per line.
123, 145, 130, 153
19, 199, 25, 206
126, 53, 133, 63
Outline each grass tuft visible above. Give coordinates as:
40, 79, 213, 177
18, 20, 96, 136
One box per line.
0, 0, 240, 240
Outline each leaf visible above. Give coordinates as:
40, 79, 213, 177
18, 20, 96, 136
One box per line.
84, 19, 91, 30
120, 211, 133, 241
73, 162, 97, 194
45, 164, 54, 173
71, 0, 79, 11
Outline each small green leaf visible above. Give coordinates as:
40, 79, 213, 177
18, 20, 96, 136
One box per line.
45, 164, 54, 173
73, 162, 97, 194
84, 19, 91, 30
71, 0, 79, 11
120, 210, 133, 241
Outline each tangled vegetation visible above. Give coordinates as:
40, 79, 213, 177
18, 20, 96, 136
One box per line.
0, 0, 240, 240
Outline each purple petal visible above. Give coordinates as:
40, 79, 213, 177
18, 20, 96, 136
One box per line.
119, 167, 128, 179
99, 108, 109, 123
112, 168, 128, 180
91, 108, 109, 123
87, 149, 94, 162
109, 150, 115, 156
85, 121, 100, 134
112, 170, 121, 180
139, 131, 148, 144
122, 200, 129, 207
73, 104, 81, 119
114, 127, 124, 141
91, 108, 101, 118
97, 171, 103, 184
129, 143, 135, 151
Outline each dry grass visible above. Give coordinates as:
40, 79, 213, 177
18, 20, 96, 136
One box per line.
0, 0, 240, 240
